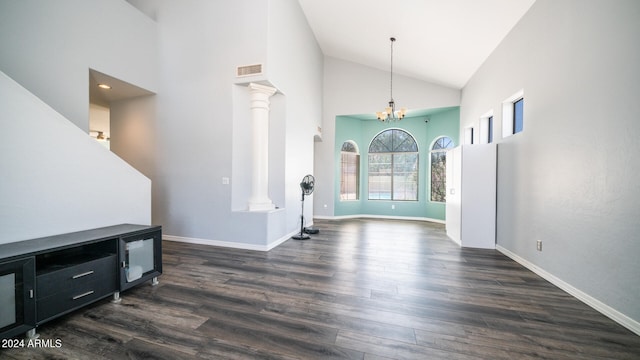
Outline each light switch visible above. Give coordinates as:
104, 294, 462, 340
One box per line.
222, 177, 230, 185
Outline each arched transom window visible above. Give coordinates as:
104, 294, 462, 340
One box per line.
340, 141, 360, 200
430, 136, 454, 202
368, 129, 418, 201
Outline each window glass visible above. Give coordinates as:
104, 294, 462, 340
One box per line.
340, 141, 359, 200
514, 98, 524, 134
488, 116, 494, 143
430, 136, 454, 202
368, 129, 418, 201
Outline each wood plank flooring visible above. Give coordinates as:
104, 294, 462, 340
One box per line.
3, 218, 640, 359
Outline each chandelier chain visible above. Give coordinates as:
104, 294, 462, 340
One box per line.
390, 37, 394, 102
377, 37, 405, 122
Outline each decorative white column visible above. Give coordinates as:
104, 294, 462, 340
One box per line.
247, 83, 277, 211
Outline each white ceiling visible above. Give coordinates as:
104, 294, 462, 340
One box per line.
297, 0, 536, 89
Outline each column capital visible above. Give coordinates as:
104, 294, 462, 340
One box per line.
248, 83, 277, 97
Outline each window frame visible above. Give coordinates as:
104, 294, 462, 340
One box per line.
429, 136, 454, 203
513, 98, 524, 134
488, 116, 494, 143
502, 89, 524, 138
367, 129, 419, 201
479, 110, 494, 144
340, 141, 360, 201
464, 127, 475, 145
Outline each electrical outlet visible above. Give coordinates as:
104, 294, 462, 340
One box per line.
536, 240, 542, 251
391, 204, 395, 210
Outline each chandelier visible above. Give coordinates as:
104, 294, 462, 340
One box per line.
377, 37, 406, 122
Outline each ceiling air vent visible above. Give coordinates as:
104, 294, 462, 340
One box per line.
236, 64, 263, 77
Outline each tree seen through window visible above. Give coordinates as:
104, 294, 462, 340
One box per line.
430, 136, 454, 202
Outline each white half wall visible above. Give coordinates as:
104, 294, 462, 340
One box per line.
0, 71, 151, 243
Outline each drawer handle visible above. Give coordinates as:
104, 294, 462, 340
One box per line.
72, 270, 94, 279
72, 291, 94, 300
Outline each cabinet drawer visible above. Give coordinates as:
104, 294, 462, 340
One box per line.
36, 275, 116, 323
37, 254, 116, 299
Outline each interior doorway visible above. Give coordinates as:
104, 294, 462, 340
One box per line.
88, 69, 156, 178
88, 69, 154, 149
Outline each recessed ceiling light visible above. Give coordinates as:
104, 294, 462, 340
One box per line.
98, 83, 111, 89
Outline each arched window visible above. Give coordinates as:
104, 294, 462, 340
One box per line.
430, 136, 454, 202
368, 129, 418, 201
340, 141, 360, 200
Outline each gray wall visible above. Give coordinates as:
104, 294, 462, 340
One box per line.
461, 0, 640, 325
0, 0, 322, 248
0, 0, 157, 132
128, 0, 323, 246
0, 0, 156, 243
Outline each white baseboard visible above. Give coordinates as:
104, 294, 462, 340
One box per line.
496, 245, 640, 336
314, 214, 445, 224
164, 229, 297, 252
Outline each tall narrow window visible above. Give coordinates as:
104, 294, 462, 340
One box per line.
340, 141, 360, 200
513, 98, 524, 134
430, 136, 454, 202
368, 129, 418, 201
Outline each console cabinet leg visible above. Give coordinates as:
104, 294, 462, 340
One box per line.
26, 328, 39, 339
111, 291, 122, 303
151, 277, 159, 286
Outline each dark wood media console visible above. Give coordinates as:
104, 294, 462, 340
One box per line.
0, 224, 162, 340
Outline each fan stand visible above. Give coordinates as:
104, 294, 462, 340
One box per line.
303, 226, 319, 234
292, 190, 311, 240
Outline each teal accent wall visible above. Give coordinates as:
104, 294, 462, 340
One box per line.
334, 107, 460, 220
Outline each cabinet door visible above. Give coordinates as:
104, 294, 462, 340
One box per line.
119, 229, 162, 291
0, 257, 35, 339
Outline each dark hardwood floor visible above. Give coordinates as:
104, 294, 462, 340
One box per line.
3, 218, 640, 359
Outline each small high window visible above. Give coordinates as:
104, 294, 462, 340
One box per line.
488, 116, 494, 143
479, 112, 494, 144
502, 89, 524, 137
464, 127, 475, 145
513, 98, 524, 134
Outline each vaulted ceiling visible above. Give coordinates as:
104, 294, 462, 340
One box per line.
297, 0, 536, 89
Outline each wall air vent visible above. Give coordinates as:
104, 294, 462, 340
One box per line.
236, 64, 263, 77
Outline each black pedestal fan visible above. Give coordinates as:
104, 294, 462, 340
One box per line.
292, 174, 316, 240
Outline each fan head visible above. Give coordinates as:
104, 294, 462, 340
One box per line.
300, 174, 315, 195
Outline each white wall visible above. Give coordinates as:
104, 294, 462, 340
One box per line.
0, 0, 157, 243
267, 0, 324, 232
0, 72, 151, 243
0, 0, 157, 132
127, 0, 323, 247
110, 95, 156, 179
314, 57, 461, 217
461, 0, 640, 329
